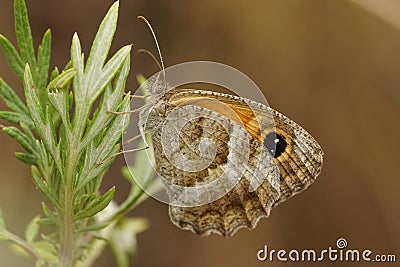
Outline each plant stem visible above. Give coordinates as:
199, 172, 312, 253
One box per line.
59, 167, 75, 267
58, 87, 91, 265
0, 229, 44, 265
59, 135, 82, 267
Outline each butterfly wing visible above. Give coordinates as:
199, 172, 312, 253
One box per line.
147, 89, 323, 236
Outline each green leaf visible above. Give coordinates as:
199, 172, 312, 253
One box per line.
109, 55, 130, 108
47, 68, 76, 130
15, 152, 37, 165
76, 144, 118, 192
25, 215, 40, 243
14, 0, 36, 72
0, 111, 33, 127
3, 126, 36, 153
68, 2, 121, 157
76, 88, 130, 192
85, 1, 119, 92
76, 187, 115, 220
83, 89, 130, 152
20, 121, 37, 142
78, 223, 109, 233
38, 202, 57, 226
24, 65, 61, 171
74, 193, 96, 209
24, 65, 46, 126
89, 45, 131, 103
37, 29, 51, 94
0, 78, 29, 115
36, 218, 55, 226
71, 33, 84, 100
81, 55, 130, 152
31, 166, 61, 210
41, 202, 56, 221
47, 68, 76, 92
96, 95, 130, 155
0, 35, 24, 80
50, 67, 60, 81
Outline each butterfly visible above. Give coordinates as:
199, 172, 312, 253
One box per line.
135, 17, 323, 237
137, 82, 323, 237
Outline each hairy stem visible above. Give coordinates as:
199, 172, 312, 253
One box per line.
59, 130, 82, 267
59, 166, 75, 267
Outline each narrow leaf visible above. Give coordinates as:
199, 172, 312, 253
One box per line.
89, 45, 131, 102
24, 65, 60, 167
76, 144, 119, 191
78, 223, 109, 233
0, 78, 29, 115
50, 67, 59, 81
36, 218, 56, 226
25, 215, 40, 243
15, 152, 37, 165
0, 111, 33, 127
19, 121, 36, 143
14, 0, 36, 70
41, 202, 55, 219
0, 34, 24, 79
31, 166, 61, 210
37, 30, 51, 87
71, 33, 84, 101
47, 68, 76, 92
36, 29, 52, 106
3, 126, 36, 153
24, 65, 45, 124
109, 55, 130, 108
48, 90, 70, 132
85, 1, 119, 87
47, 68, 76, 131
76, 187, 115, 219
81, 55, 130, 145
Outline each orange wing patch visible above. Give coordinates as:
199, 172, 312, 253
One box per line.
169, 94, 262, 141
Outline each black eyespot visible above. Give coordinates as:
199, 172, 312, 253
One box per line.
263, 132, 287, 158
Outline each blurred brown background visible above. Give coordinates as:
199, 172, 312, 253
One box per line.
0, 0, 399, 266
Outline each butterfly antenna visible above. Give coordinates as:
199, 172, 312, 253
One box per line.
137, 16, 165, 79
97, 146, 149, 165
137, 48, 163, 72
